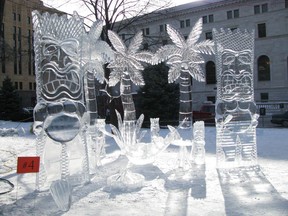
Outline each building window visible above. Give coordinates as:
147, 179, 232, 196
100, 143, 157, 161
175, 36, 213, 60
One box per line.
19, 82, 22, 90
208, 14, 214, 23
160, 24, 164, 32
206, 61, 216, 84
142, 28, 149, 36
203, 15, 214, 24
258, 23, 266, 38
180, 20, 185, 28
15, 82, 18, 89
234, 9, 239, 18
205, 31, 212, 40
18, 14, 21, 22
202, 16, 207, 24
33, 82, 36, 90
260, 93, 269, 102
227, 9, 239, 19
254, 3, 268, 14
227, 11, 233, 19
29, 82, 32, 90
27, 16, 31, 24
146, 28, 150, 35
185, 19, 190, 27
13, 12, 16, 21
262, 3, 268, 13
258, 55, 270, 81
286, 0, 288, 8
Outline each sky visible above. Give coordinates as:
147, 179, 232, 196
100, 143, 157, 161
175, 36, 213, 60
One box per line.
41, 0, 202, 22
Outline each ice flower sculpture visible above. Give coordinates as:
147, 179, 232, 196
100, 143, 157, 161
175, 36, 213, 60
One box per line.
153, 18, 214, 168
213, 28, 258, 168
32, 11, 113, 211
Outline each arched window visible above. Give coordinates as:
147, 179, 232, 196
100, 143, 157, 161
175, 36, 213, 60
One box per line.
206, 61, 216, 84
258, 55, 270, 81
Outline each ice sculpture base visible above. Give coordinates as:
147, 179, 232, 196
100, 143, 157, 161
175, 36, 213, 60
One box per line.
50, 180, 72, 212
105, 169, 145, 192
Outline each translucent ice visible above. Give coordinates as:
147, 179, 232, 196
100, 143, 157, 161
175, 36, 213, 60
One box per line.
213, 28, 259, 168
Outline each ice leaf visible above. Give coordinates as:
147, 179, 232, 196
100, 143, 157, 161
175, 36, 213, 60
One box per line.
89, 20, 103, 41
134, 51, 153, 63
194, 40, 215, 55
153, 45, 181, 64
187, 18, 202, 46
108, 30, 126, 53
168, 65, 181, 83
128, 31, 143, 54
130, 70, 145, 86
167, 24, 185, 49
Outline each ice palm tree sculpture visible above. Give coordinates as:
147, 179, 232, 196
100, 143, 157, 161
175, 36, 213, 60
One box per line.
104, 31, 175, 190
153, 18, 214, 168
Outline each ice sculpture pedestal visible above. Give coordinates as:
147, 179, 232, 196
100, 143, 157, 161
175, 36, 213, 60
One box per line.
106, 164, 145, 192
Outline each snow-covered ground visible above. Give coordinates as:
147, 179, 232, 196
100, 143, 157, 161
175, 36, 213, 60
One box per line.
0, 120, 287, 215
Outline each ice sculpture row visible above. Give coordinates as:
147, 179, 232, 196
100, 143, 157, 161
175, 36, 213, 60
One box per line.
32, 10, 258, 211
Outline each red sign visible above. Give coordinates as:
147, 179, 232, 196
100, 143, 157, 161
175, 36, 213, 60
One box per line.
17, 157, 40, 173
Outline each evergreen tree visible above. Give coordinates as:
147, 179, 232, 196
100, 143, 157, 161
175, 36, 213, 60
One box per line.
0, 76, 21, 120
136, 63, 179, 127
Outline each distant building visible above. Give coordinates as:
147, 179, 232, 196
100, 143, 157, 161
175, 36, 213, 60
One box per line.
118, 0, 288, 110
0, 0, 63, 108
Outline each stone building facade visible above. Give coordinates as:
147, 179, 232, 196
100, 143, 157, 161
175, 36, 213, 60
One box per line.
0, 0, 61, 108
118, 0, 288, 110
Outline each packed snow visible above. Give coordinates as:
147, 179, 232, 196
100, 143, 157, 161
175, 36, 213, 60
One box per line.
0, 120, 287, 215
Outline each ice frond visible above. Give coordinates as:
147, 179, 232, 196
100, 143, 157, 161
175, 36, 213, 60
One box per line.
108, 70, 121, 86
187, 18, 202, 46
128, 57, 144, 71
187, 53, 204, 64
153, 45, 181, 64
134, 51, 153, 63
115, 110, 123, 132
108, 30, 126, 53
128, 31, 143, 54
188, 63, 205, 82
94, 41, 115, 63
92, 62, 105, 83
89, 20, 103, 41
193, 40, 215, 55
166, 54, 182, 65
168, 65, 181, 83
167, 24, 185, 49
130, 70, 145, 86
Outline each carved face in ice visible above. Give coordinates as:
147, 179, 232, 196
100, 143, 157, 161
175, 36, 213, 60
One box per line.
221, 49, 253, 101
41, 36, 81, 102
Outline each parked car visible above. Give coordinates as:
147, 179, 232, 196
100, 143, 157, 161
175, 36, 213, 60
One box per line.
271, 111, 288, 127
193, 103, 215, 124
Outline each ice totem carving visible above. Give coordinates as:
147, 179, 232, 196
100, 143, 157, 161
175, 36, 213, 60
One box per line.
32, 11, 114, 210
213, 28, 259, 168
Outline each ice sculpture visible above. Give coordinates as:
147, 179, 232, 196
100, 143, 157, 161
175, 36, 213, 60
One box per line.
153, 18, 213, 168
191, 121, 205, 165
103, 31, 175, 190
213, 28, 258, 168
88, 119, 106, 173
32, 11, 113, 210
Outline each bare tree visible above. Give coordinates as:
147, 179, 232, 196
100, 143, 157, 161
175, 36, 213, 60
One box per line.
80, 0, 172, 41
